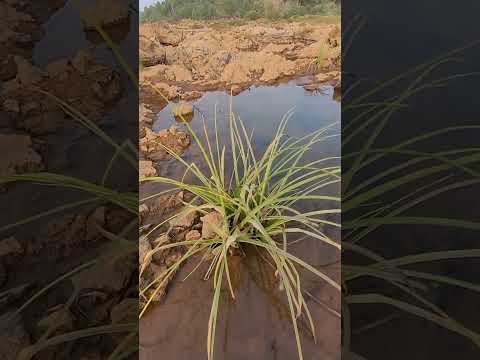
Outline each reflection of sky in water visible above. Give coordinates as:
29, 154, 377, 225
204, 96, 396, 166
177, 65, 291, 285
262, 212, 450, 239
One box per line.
154, 82, 341, 163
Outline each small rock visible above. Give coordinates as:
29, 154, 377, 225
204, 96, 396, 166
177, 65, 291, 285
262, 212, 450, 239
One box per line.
185, 230, 201, 242
0, 237, 23, 258
169, 210, 198, 229
139, 160, 157, 177
201, 211, 224, 239
171, 101, 193, 118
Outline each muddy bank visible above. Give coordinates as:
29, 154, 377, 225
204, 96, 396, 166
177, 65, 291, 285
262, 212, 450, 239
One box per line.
139, 19, 340, 101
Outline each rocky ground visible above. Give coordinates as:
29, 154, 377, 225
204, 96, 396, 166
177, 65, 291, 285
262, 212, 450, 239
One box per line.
138, 18, 341, 308
139, 19, 340, 101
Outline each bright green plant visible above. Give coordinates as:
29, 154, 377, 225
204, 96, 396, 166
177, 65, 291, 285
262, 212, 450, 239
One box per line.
140, 89, 341, 360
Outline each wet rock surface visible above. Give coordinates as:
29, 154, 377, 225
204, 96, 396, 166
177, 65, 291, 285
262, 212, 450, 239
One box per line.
1, 51, 122, 135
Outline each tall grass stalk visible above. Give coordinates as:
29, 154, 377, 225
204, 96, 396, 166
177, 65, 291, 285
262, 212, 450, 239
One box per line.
342, 18, 480, 357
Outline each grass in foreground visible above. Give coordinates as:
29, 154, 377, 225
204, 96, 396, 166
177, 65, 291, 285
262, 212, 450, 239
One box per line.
140, 96, 341, 360
341, 15, 480, 357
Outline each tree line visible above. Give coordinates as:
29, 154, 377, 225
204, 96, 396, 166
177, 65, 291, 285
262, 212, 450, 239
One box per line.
141, 0, 340, 22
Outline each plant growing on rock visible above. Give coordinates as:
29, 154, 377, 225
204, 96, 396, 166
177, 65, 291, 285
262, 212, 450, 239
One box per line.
140, 92, 341, 360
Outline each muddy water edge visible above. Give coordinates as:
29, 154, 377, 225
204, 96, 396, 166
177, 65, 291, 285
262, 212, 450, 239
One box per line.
139, 80, 340, 360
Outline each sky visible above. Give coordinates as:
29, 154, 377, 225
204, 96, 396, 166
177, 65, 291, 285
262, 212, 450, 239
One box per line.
140, 0, 161, 10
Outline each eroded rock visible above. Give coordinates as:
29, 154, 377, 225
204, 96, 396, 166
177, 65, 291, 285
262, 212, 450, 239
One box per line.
169, 210, 198, 230
140, 125, 191, 161
139, 20, 340, 98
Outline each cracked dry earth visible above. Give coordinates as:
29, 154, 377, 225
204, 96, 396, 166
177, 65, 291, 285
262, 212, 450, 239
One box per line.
140, 19, 340, 100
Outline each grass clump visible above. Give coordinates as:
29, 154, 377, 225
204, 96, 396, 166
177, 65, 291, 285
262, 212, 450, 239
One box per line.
140, 93, 341, 360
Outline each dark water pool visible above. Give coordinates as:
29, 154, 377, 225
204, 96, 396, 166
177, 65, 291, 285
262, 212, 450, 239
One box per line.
141, 82, 341, 360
